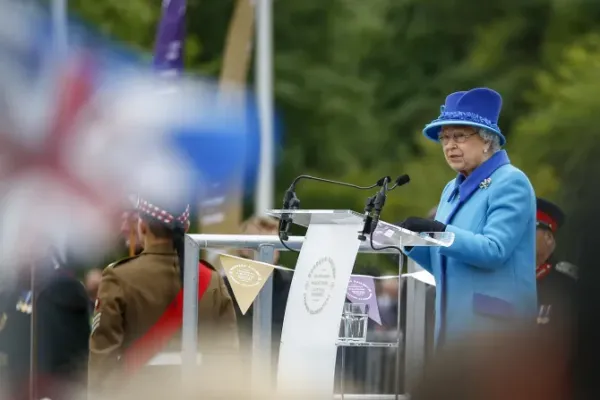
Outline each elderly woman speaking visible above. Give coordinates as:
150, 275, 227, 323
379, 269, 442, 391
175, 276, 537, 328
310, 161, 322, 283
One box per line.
400, 88, 537, 349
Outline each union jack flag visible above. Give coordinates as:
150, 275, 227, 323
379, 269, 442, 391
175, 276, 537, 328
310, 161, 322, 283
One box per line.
0, 2, 256, 278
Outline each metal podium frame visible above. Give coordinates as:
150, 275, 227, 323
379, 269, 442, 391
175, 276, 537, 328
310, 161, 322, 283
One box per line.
181, 233, 429, 398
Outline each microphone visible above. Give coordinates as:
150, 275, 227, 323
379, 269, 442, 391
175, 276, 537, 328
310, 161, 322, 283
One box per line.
366, 174, 411, 239
365, 174, 412, 254
375, 176, 391, 187
389, 174, 411, 190
370, 176, 392, 234
279, 175, 388, 241
279, 185, 300, 241
358, 176, 391, 241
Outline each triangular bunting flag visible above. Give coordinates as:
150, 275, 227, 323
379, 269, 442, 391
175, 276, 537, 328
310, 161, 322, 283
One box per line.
346, 276, 382, 325
219, 253, 275, 314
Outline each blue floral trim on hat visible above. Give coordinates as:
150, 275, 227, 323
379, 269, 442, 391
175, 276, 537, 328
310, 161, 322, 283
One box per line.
432, 111, 501, 134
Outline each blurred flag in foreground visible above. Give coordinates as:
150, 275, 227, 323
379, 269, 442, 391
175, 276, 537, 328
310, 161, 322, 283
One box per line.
0, 1, 259, 277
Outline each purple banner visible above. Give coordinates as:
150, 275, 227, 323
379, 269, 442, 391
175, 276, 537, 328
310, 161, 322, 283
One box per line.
346, 276, 381, 325
153, 0, 186, 75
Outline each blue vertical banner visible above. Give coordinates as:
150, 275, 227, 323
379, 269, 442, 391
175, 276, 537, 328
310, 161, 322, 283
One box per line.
153, 0, 186, 76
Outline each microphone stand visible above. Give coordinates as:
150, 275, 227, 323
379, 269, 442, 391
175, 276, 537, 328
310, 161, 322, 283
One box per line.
278, 175, 388, 250
358, 175, 410, 400
358, 177, 390, 241
371, 178, 389, 233
279, 188, 300, 242
358, 174, 410, 243
358, 194, 376, 241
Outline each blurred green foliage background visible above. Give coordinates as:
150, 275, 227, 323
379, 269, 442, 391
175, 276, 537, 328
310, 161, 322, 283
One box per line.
68, 0, 599, 271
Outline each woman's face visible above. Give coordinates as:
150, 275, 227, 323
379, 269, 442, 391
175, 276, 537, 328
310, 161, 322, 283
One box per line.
440, 125, 489, 176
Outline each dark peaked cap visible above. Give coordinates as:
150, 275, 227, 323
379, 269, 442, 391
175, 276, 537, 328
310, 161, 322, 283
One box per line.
536, 198, 565, 233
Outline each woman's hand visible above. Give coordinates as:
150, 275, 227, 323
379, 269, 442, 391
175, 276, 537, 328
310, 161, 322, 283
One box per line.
399, 217, 446, 233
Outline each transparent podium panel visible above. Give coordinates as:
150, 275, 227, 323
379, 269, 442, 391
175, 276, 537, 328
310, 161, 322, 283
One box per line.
267, 209, 454, 248
336, 341, 398, 348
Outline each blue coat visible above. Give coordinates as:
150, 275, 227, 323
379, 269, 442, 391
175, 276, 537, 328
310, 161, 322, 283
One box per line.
406, 150, 537, 347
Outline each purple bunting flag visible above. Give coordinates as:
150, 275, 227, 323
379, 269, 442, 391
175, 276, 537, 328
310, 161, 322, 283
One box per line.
153, 0, 186, 75
346, 276, 382, 325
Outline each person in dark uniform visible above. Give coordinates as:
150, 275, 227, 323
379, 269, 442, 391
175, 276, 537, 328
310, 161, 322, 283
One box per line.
535, 198, 577, 331
0, 252, 91, 400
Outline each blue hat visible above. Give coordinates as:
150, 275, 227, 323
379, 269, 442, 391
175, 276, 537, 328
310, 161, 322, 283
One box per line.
423, 88, 506, 146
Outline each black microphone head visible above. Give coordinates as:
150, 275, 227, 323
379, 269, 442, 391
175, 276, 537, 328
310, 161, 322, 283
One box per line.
377, 176, 392, 186
394, 174, 410, 186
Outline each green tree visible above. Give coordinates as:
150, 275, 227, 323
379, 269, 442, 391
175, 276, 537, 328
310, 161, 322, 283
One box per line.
509, 33, 600, 264
66, 0, 600, 270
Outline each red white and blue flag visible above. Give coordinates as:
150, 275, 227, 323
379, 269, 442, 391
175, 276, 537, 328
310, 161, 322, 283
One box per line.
0, 1, 258, 278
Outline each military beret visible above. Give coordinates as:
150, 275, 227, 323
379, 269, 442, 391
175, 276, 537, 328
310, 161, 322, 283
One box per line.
132, 194, 190, 230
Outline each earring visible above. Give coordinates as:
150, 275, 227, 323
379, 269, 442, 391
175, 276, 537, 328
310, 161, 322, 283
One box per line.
483, 148, 489, 153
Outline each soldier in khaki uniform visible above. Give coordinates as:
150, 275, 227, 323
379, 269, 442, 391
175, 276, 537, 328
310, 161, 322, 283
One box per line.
119, 204, 238, 354
89, 197, 238, 397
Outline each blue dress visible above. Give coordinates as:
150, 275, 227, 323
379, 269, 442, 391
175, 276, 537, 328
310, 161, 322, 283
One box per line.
406, 150, 537, 346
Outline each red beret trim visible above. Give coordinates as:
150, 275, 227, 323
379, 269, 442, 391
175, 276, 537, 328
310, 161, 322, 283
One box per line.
136, 198, 190, 226
537, 211, 557, 233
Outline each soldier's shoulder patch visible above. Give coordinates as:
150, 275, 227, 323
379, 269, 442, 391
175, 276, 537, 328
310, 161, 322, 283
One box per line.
556, 261, 578, 280
107, 255, 140, 270
91, 311, 102, 335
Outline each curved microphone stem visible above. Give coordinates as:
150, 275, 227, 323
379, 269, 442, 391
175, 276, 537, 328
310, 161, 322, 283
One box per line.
290, 175, 383, 191
280, 175, 390, 248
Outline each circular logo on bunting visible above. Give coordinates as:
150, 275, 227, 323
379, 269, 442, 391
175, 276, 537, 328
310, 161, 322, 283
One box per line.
229, 263, 263, 288
346, 279, 373, 301
303, 257, 336, 315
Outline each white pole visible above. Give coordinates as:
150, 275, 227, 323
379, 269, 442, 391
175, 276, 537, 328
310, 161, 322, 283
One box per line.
254, 0, 274, 216
51, 0, 68, 57
181, 236, 200, 383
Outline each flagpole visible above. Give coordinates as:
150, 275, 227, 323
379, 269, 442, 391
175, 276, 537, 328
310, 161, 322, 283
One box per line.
252, 0, 275, 391
254, 0, 274, 216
